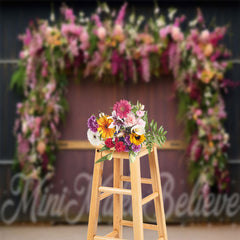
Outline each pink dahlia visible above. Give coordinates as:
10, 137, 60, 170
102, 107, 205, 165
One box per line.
113, 100, 131, 119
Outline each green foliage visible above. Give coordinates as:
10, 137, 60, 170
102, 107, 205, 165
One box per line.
145, 119, 167, 154
98, 145, 110, 152
10, 64, 25, 94
95, 152, 113, 164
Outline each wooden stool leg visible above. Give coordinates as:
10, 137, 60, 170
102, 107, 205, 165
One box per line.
87, 150, 104, 240
149, 147, 168, 240
113, 158, 123, 238
130, 157, 144, 240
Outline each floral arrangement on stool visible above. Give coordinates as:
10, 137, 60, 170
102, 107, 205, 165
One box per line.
87, 99, 167, 162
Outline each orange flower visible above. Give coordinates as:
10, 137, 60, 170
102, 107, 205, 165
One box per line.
204, 43, 213, 57
97, 115, 115, 139
201, 69, 215, 84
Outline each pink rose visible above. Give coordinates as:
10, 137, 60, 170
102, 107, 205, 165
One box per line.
97, 26, 106, 40
125, 113, 137, 127
200, 30, 210, 42
171, 26, 184, 42
137, 118, 146, 127
136, 110, 145, 117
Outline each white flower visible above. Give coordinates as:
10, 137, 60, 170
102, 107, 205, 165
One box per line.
87, 129, 103, 146
154, 7, 160, 15
131, 125, 145, 135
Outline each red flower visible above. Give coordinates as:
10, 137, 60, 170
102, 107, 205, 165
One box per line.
115, 141, 125, 152
105, 138, 115, 148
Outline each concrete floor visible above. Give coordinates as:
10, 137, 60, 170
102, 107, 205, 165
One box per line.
0, 224, 239, 240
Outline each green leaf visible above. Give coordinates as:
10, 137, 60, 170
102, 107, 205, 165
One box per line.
153, 122, 157, 132
98, 145, 110, 152
10, 65, 26, 93
95, 152, 113, 164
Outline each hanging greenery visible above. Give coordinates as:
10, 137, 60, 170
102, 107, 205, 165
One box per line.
12, 2, 233, 196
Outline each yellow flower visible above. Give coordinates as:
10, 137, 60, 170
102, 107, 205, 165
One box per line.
129, 133, 146, 146
201, 69, 215, 84
97, 115, 115, 139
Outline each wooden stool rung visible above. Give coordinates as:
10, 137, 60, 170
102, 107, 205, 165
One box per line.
120, 220, 158, 231
120, 175, 152, 185
94, 236, 126, 240
142, 192, 159, 205
104, 230, 118, 237
99, 192, 112, 201
99, 186, 132, 195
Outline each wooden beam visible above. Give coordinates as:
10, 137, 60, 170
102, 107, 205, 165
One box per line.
57, 140, 186, 150
120, 176, 152, 185
120, 220, 159, 231
99, 186, 132, 196
142, 192, 159, 206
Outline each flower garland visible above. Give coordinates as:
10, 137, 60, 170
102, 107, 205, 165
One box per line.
12, 3, 232, 194
87, 100, 167, 163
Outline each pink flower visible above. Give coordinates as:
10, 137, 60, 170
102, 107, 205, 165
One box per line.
29, 33, 43, 56
91, 14, 102, 27
61, 23, 82, 36
159, 26, 170, 39
208, 108, 213, 115
200, 29, 210, 42
69, 39, 79, 56
80, 30, 89, 43
115, 3, 127, 25
137, 118, 146, 127
195, 109, 202, 116
18, 138, 30, 154
19, 28, 32, 46
171, 26, 184, 42
125, 113, 137, 127
64, 8, 76, 23
141, 57, 150, 82
196, 119, 202, 125
136, 110, 145, 117
97, 26, 106, 40
113, 99, 131, 118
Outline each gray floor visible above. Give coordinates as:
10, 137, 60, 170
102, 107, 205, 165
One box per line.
0, 224, 239, 240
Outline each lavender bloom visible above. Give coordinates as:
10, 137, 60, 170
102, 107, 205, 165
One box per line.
132, 144, 141, 153
87, 115, 98, 132
125, 135, 131, 146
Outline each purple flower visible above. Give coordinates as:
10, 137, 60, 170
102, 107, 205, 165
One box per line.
132, 144, 141, 153
125, 145, 130, 152
87, 115, 98, 132
125, 135, 131, 146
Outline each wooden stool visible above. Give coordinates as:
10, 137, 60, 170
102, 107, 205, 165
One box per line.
87, 146, 168, 240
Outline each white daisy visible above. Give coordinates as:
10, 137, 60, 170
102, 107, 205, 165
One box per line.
87, 129, 103, 146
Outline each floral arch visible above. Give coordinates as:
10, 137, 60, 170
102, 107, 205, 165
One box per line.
12, 3, 232, 194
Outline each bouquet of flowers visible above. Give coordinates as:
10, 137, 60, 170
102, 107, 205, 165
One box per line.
87, 99, 167, 163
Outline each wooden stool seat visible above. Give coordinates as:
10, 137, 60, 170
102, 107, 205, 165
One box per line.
87, 146, 168, 240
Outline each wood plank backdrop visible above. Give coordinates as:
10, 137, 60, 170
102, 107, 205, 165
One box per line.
50, 77, 188, 222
